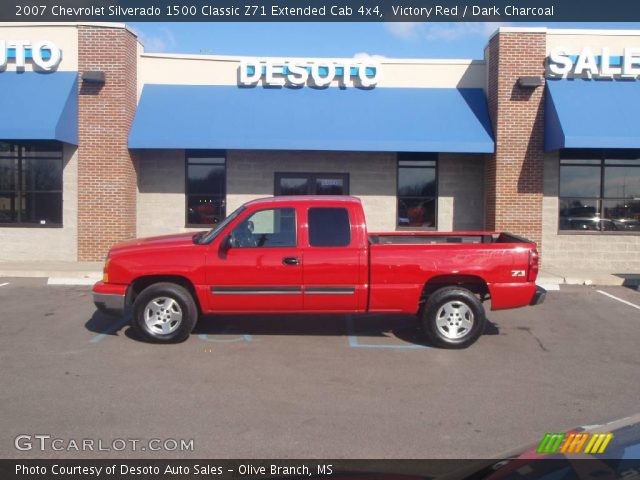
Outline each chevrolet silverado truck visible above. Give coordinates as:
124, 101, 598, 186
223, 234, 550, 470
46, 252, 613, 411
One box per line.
93, 196, 544, 348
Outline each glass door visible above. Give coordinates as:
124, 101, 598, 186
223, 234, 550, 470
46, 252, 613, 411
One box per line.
275, 173, 349, 196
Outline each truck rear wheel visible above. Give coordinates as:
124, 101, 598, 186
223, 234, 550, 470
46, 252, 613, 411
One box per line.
132, 282, 198, 343
422, 286, 486, 349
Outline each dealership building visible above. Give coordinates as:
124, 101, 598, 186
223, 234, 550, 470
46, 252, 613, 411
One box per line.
0, 23, 639, 272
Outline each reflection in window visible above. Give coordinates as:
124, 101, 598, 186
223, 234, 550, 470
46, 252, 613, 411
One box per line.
0, 141, 63, 226
397, 154, 437, 228
275, 173, 348, 196
186, 152, 226, 226
279, 177, 309, 195
559, 151, 640, 232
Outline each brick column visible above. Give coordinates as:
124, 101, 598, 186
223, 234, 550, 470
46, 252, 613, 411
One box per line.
77, 26, 138, 261
485, 31, 546, 250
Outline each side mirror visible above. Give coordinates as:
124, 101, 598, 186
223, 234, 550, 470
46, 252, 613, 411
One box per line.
220, 234, 232, 253
220, 234, 237, 253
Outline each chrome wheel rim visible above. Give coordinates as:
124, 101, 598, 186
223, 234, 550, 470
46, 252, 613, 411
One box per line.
144, 297, 183, 335
435, 301, 474, 340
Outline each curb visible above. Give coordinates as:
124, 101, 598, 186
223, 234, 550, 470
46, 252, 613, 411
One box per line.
537, 274, 640, 287
0, 269, 101, 286
0, 271, 101, 280
47, 277, 100, 286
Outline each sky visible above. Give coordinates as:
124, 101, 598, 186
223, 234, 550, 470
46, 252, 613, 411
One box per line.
129, 22, 640, 59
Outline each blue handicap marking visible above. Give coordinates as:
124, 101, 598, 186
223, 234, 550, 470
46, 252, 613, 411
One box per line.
89, 315, 131, 344
346, 315, 430, 349
198, 326, 253, 343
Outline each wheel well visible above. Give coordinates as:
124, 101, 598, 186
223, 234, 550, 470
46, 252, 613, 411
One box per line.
420, 275, 489, 305
127, 275, 201, 312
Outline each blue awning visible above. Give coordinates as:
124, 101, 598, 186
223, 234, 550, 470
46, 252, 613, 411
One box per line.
0, 71, 78, 145
129, 85, 494, 153
546, 79, 640, 151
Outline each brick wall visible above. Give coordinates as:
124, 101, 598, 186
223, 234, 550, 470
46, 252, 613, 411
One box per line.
77, 26, 138, 261
226, 150, 398, 232
438, 154, 485, 231
137, 149, 189, 237
136, 149, 487, 237
485, 31, 546, 249
136, 150, 398, 235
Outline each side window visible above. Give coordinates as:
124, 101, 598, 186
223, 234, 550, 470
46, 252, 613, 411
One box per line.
230, 208, 296, 248
308, 208, 351, 247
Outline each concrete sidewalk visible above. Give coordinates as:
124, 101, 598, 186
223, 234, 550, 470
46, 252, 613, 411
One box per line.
537, 267, 640, 287
0, 261, 639, 287
0, 261, 102, 285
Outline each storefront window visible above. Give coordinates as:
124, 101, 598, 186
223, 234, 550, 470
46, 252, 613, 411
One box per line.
0, 141, 63, 226
397, 154, 437, 229
559, 150, 640, 232
186, 151, 226, 226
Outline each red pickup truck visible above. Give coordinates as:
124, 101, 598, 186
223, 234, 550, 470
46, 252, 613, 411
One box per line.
93, 196, 544, 348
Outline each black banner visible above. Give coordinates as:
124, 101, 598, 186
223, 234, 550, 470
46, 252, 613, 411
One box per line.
3, 459, 640, 480
2, 0, 640, 22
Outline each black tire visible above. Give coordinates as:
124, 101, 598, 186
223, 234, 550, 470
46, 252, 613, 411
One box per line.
421, 286, 486, 349
131, 282, 198, 343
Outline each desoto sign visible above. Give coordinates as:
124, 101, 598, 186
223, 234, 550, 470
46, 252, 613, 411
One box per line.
239, 59, 380, 87
548, 47, 640, 78
0, 40, 61, 71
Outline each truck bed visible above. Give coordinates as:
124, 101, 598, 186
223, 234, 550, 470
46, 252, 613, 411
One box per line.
369, 232, 532, 245
367, 231, 537, 313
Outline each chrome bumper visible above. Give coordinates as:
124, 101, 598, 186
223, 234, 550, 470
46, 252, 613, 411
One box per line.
93, 292, 126, 314
530, 286, 547, 306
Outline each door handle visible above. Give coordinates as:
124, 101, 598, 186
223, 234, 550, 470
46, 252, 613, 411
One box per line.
282, 257, 300, 266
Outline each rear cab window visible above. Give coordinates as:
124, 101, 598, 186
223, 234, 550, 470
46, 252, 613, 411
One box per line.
307, 207, 351, 247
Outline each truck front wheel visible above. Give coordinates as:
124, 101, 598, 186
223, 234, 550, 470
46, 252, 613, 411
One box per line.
132, 283, 198, 343
422, 286, 486, 349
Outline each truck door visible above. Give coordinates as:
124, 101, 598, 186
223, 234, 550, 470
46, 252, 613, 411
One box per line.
302, 206, 366, 312
207, 206, 303, 311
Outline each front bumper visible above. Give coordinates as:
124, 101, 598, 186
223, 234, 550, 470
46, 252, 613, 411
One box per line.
530, 286, 547, 306
93, 281, 128, 315
94, 292, 126, 314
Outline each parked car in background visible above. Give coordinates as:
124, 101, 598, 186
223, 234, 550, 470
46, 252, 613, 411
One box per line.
562, 217, 619, 231
613, 218, 640, 231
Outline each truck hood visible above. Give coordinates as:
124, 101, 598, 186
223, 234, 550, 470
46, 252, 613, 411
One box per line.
109, 232, 205, 256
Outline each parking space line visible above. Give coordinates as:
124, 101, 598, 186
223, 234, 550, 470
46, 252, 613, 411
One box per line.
346, 316, 430, 350
89, 316, 131, 343
198, 330, 254, 343
0, 282, 9, 287
597, 290, 640, 311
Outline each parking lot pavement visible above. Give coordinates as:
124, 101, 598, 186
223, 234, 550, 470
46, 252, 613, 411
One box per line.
0, 279, 639, 459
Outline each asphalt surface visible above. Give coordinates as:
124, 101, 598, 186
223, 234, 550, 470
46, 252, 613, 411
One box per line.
0, 279, 639, 459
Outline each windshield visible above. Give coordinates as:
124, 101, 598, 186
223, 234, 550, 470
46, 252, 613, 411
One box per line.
198, 206, 246, 244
